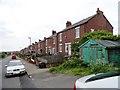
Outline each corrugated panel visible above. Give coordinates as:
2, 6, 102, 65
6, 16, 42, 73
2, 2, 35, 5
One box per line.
95, 40, 120, 48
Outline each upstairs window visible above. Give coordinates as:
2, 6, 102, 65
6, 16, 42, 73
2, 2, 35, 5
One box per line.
59, 44, 62, 52
46, 47, 47, 53
59, 33, 62, 42
53, 37, 55, 44
75, 27, 80, 38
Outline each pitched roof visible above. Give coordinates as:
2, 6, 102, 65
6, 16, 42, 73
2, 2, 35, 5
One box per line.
95, 40, 120, 48
66, 15, 96, 30
58, 9, 113, 34
58, 15, 96, 33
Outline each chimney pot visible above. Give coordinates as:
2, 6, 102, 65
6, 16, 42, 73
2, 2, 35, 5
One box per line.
44, 37, 46, 40
52, 30, 56, 35
96, 8, 103, 14
66, 21, 72, 27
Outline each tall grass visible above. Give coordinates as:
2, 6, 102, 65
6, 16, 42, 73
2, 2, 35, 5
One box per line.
49, 57, 119, 76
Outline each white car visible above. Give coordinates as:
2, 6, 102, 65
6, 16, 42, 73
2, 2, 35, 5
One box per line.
74, 70, 120, 89
5, 60, 26, 77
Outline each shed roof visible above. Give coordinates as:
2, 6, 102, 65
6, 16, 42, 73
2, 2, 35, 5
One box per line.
95, 40, 120, 48
79, 39, 120, 48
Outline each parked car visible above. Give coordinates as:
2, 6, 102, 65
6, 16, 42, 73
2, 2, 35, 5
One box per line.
74, 70, 120, 89
5, 60, 26, 77
11, 55, 16, 59
38, 62, 46, 68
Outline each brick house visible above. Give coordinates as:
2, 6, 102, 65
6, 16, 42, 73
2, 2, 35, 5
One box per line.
20, 8, 113, 57
34, 42, 38, 53
45, 30, 57, 55
57, 8, 113, 56
37, 39, 46, 54
22, 47, 28, 54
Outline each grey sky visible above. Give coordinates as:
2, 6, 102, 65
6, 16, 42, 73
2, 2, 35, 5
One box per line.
0, 0, 119, 52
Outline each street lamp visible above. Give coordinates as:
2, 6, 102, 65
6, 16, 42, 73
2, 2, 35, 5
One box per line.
28, 37, 31, 53
28, 37, 31, 45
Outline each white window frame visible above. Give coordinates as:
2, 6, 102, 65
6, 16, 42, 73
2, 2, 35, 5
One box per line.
65, 43, 68, 53
46, 47, 47, 53
91, 28, 94, 32
52, 48, 55, 54
75, 26, 80, 38
49, 48, 52, 54
65, 43, 72, 56
53, 37, 55, 44
65, 43, 71, 52
59, 44, 62, 52
59, 33, 62, 42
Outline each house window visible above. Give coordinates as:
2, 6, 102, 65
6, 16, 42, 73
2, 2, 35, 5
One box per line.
52, 48, 55, 54
53, 37, 55, 44
65, 43, 71, 55
49, 48, 52, 54
65, 43, 68, 52
59, 33, 62, 42
91, 28, 94, 32
46, 47, 47, 53
59, 44, 62, 52
75, 27, 80, 38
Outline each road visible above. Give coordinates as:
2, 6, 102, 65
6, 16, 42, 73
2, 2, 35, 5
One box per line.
0, 59, 2, 90
2, 56, 37, 89
1, 56, 80, 89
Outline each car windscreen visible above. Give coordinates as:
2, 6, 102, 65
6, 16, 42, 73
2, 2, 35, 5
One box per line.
8, 61, 23, 66
86, 70, 120, 83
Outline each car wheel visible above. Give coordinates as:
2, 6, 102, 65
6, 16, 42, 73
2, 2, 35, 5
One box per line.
5, 74, 9, 78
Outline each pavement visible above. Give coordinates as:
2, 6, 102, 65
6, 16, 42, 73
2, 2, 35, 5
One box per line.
0, 60, 2, 90
18, 57, 49, 77
18, 57, 80, 88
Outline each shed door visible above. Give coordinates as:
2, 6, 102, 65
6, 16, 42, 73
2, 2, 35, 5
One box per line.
90, 47, 97, 64
83, 48, 89, 63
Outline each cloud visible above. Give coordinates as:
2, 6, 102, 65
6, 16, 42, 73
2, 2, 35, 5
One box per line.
0, 0, 119, 51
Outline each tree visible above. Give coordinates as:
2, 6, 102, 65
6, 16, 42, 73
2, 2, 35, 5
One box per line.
71, 30, 120, 56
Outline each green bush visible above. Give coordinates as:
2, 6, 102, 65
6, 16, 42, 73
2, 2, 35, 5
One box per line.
71, 30, 120, 56
49, 57, 119, 76
0, 52, 7, 59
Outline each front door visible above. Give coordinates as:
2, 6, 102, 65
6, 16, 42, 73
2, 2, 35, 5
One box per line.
65, 43, 71, 56
68, 44, 71, 56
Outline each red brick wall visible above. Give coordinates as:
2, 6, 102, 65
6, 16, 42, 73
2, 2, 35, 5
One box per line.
21, 9, 113, 56
57, 13, 113, 54
84, 13, 113, 34
46, 36, 56, 54
38, 40, 45, 54
46, 37, 52, 53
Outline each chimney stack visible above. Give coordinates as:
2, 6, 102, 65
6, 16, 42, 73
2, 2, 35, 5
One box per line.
96, 8, 103, 15
66, 21, 72, 27
44, 37, 46, 40
52, 30, 56, 35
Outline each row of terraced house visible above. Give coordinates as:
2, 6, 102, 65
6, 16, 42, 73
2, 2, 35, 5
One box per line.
20, 8, 113, 57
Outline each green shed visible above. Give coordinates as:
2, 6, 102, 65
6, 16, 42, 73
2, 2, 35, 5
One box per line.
79, 39, 120, 66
